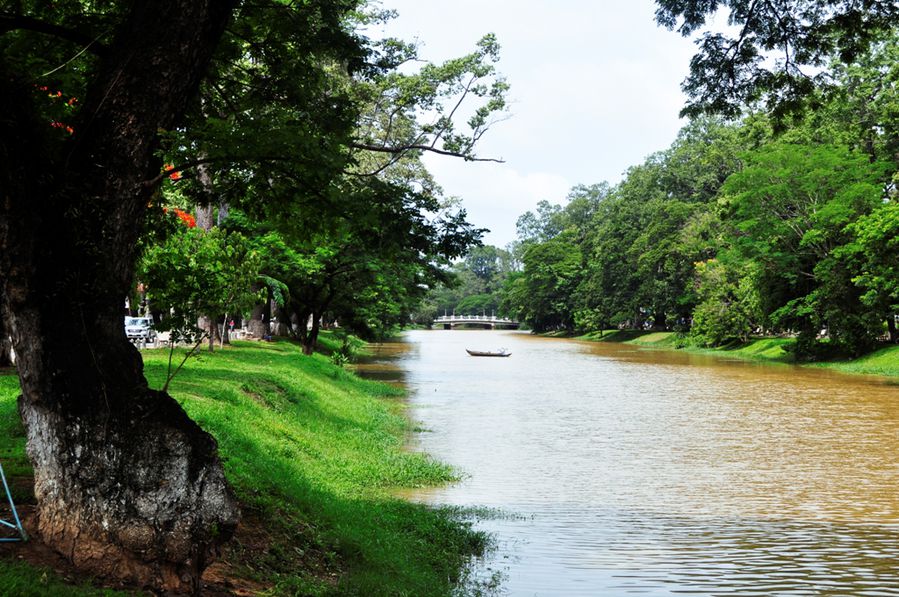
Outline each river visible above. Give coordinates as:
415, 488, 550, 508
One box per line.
357, 329, 899, 596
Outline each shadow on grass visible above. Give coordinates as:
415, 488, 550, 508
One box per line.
215, 415, 486, 596
142, 342, 485, 595
1, 340, 486, 596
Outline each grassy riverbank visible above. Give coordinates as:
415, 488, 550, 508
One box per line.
0, 337, 485, 596
578, 330, 899, 377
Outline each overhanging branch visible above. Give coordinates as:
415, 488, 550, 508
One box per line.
0, 13, 108, 57
142, 154, 302, 186
350, 141, 504, 163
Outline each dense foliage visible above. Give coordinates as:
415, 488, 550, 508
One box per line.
655, 0, 899, 121
126, 4, 507, 352
500, 31, 899, 358
418, 244, 519, 322
0, 0, 505, 590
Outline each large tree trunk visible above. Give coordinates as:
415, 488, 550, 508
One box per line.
0, 313, 13, 368
247, 285, 272, 339
304, 310, 322, 355
294, 306, 312, 346
272, 302, 290, 337
248, 303, 268, 339
0, 2, 239, 592
653, 311, 668, 331
195, 203, 216, 231
198, 315, 221, 352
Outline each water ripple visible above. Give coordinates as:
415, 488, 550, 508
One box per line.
381, 331, 899, 596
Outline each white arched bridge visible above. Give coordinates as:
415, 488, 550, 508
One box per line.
434, 314, 520, 329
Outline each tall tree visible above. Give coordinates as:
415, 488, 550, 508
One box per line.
575, 119, 743, 331
140, 226, 262, 353
515, 200, 566, 244
839, 201, 899, 342
503, 231, 583, 332
0, 1, 366, 590
262, 176, 482, 353
719, 141, 890, 355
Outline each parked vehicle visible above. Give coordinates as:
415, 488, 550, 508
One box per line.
124, 316, 156, 342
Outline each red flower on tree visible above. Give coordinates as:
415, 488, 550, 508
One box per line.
161, 206, 196, 228
173, 208, 196, 228
36, 85, 78, 135
50, 121, 75, 135
163, 163, 183, 181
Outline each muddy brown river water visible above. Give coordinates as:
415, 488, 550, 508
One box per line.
357, 330, 899, 596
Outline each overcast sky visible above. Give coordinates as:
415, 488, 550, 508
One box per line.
375, 1, 709, 247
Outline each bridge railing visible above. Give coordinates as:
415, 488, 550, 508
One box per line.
433, 315, 518, 323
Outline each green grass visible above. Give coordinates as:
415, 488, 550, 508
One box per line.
577, 330, 899, 376
577, 329, 673, 344
0, 372, 29, 492
707, 338, 794, 361
623, 331, 679, 346
804, 344, 899, 377
0, 337, 486, 596
0, 559, 131, 597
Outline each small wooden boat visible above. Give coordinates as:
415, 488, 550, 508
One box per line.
466, 348, 511, 357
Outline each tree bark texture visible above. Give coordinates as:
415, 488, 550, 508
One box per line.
247, 303, 268, 339
293, 307, 311, 347
0, 313, 13, 367
195, 203, 215, 232
272, 302, 290, 337
304, 310, 322, 355
197, 315, 221, 352
248, 287, 277, 340
0, 2, 239, 592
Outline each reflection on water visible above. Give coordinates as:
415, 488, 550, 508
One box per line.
364, 330, 899, 596
352, 341, 411, 385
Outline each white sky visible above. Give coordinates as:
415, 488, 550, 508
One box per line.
376, 1, 708, 247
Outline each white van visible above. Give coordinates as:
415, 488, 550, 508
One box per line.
124, 316, 156, 342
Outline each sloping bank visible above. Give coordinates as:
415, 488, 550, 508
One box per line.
0, 337, 485, 596
577, 330, 899, 377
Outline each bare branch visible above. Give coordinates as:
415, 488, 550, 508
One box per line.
443, 74, 477, 134
350, 141, 504, 163
162, 336, 206, 393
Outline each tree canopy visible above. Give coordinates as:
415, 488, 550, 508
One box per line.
499, 42, 898, 353
655, 0, 899, 120
0, 1, 506, 590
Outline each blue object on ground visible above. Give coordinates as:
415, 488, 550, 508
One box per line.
0, 461, 27, 542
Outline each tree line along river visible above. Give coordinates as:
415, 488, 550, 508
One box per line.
357, 329, 899, 596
